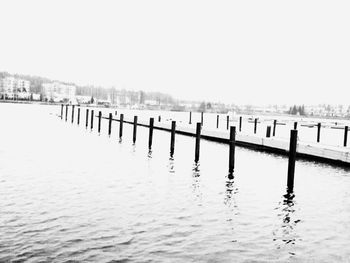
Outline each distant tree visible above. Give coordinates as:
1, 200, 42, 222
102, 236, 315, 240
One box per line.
199, 102, 206, 112
206, 102, 212, 110
139, 91, 145, 104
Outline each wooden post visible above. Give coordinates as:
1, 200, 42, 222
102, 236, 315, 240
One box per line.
287, 129, 298, 192
195, 122, 201, 163
226, 115, 229, 130
273, 120, 277, 136
294, 122, 298, 130
108, 113, 112, 136
90, 110, 94, 130
148, 118, 154, 149
133, 116, 138, 143
119, 114, 124, 138
170, 121, 176, 156
189, 111, 192, 124
344, 126, 348, 147
317, 123, 321, 143
254, 118, 258, 134
85, 109, 89, 128
201, 112, 204, 126
228, 126, 236, 174
60, 104, 63, 119
239, 116, 242, 132
266, 126, 271, 137
98, 111, 102, 133
115, 110, 117, 115
216, 115, 219, 129
65, 104, 68, 121
77, 108, 80, 125
71, 105, 75, 123
158, 115, 161, 122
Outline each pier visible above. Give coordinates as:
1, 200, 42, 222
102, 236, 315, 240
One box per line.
88, 109, 350, 167
61, 104, 350, 167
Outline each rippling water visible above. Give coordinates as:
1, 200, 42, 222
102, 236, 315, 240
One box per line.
1, 103, 350, 262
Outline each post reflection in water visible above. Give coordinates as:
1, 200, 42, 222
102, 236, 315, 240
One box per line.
167, 156, 175, 174
228, 171, 234, 180
273, 191, 301, 255
192, 162, 200, 177
147, 149, 152, 159
224, 178, 239, 209
224, 177, 239, 243
191, 162, 202, 203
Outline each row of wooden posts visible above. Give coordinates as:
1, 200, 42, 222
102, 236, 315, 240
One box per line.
189, 111, 349, 147
61, 104, 349, 146
61, 104, 318, 192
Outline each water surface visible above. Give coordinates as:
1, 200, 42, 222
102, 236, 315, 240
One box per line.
0, 103, 350, 262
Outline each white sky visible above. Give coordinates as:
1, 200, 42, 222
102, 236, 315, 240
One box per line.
0, 0, 349, 105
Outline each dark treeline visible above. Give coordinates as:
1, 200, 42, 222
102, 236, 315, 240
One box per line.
288, 105, 306, 115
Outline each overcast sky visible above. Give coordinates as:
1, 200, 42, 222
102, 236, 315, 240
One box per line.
0, 0, 349, 105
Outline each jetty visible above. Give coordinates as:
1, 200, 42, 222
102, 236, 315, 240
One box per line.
59, 104, 350, 167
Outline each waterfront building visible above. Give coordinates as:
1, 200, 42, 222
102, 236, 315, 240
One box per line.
1, 76, 30, 98
42, 82, 76, 102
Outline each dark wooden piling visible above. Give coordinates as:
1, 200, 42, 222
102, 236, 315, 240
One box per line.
294, 122, 298, 130
287, 129, 298, 192
65, 104, 68, 121
90, 110, 94, 130
195, 122, 201, 163
226, 115, 229, 130
119, 114, 124, 138
115, 111, 117, 115
217, 115, 219, 129
148, 118, 154, 149
108, 113, 112, 136
344, 126, 348, 147
60, 104, 63, 119
317, 123, 321, 143
85, 109, 89, 128
254, 118, 258, 134
228, 126, 236, 174
158, 115, 161, 122
77, 108, 80, 125
170, 121, 176, 156
266, 126, 271, 138
273, 120, 277, 136
201, 112, 204, 126
189, 111, 192, 124
133, 116, 138, 143
98, 111, 102, 133
71, 105, 75, 123
239, 116, 242, 132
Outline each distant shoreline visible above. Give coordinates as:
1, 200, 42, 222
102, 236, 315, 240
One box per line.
1, 100, 348, 122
